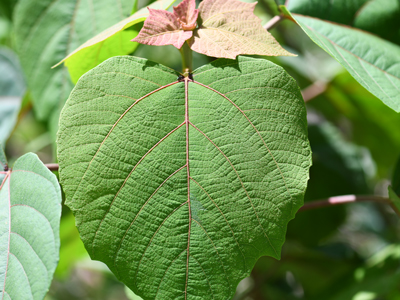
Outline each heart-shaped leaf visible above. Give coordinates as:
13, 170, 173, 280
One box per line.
280, 5, 400, 112
14, 0, 134, 120
57, 55, 311, 299
56, 0, 176, 83
0, 153, 62, 299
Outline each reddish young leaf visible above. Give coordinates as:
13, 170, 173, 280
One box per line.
189, 0, 294, 59
132, 0, 198, 49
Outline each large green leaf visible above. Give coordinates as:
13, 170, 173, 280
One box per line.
57, 56, 311, 300
13, 0, 134, 120
56, 0, 176, 83
0, 153, 62, 299
281, 6, 400, 112
285, 0, 400, 45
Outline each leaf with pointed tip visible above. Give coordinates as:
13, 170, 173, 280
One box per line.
0, 153, 62, 299
55, 0, 176, 83
57, 55, 311, 300
14, 0, 134, 120
132, 0, 198, 49
189, 0, 294, 59
280, 5, 400, 112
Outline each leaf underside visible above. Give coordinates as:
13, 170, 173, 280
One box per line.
281, 6, 400, 112
0, 153, 61, 300
57, 56, 311, 300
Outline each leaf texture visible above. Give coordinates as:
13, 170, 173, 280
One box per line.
57, 56, 311, 300
189, 0, 294, 59
132, 0, 197, 48
13, 0, 133, 120
0, 153, 62, 299
55, 0, 176, 83
281, 6, 400, 112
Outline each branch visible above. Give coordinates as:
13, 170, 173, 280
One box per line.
263, 15, 284, 31
301, 81, 327, 102
299, 195, 391, 212
45, 163, 59, 171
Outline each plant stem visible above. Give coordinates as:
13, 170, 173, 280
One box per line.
299, 195, 392, 212
179, 42, 193, 74
302, 81, 327, 102
45, 163, 59, 171
263, 15, 284, 31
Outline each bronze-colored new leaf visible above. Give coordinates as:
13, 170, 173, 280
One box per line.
132, 0, 198, 49
189, 0, 294, 59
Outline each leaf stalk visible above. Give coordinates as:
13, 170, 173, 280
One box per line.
180, 41, 193, 74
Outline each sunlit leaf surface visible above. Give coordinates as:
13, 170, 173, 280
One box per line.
57, 56, 311, 299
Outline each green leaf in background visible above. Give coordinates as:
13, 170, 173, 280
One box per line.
280, 5, 400, 112
55, 0, 176, 83
0, 47, 25, 146
13, 0, 134, 121
0, 98, 20, 147
57, 56, 311, 299
0, 153, 62, 299
284, 0, 400, 45
326, 244, 400, 300
0, 147, 6, 183
392, 156, 400, 196
388, 186, 400, 216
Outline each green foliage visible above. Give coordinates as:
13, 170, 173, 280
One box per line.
0, 153, 62, 299
13, 0, 134, 120
57, 55, 311, 299
281, 4, 400, 112
57, 0, 176, 83
0, 47, 24, 146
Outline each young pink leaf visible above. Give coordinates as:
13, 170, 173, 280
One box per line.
189, 0, 295, 59
132, 0, 198, 49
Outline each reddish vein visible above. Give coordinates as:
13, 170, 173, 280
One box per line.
185, 77, 192, 299
91, 121, 185, 256
70, 80, 179, 204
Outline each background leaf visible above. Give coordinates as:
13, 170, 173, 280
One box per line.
57, 55, 311, 300
0, 47, 25, 146
284, 0, 400, 45
60, 0, 176, 83
13, 0, 134, 121
280, 5, 400, 112
0, 153, 62, 299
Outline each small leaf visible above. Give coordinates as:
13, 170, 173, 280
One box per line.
132, 0, 198, 49
189, 0, 294, 59
280, 5, 400, 112
55, 0, 176, 83
57, 55, 311, 300
0, 153, 62, 299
